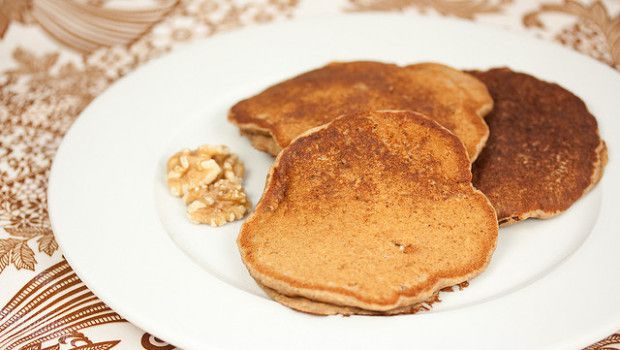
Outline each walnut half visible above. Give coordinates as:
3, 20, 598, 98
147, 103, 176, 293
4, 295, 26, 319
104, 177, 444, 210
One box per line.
166, 145, 250, 227
184, 179, 251, 226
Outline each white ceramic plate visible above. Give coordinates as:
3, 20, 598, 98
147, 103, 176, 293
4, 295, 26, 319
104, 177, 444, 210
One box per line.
48, 14, 620, 350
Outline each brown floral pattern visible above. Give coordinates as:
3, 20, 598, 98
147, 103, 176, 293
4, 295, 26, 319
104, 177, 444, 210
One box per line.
347, 0, 513, 19
0, 0, 618, 349
523, 0, 620, 69
347, 0, 620, 71
0, 0, 179, 53
1, 47, 110, 271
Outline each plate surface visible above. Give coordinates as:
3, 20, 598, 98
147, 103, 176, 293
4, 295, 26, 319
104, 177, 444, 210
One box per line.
48, 14, 620, 350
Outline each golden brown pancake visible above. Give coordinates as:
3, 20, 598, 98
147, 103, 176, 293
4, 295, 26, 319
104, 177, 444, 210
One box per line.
237, 110, 498, 312
229, 61, 493, 161
469, 68, 607, 226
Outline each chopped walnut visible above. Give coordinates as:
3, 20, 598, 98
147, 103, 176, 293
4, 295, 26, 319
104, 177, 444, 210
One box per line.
166, 145, 250, 226
167, 145, 244, 196
184, 179, 251, 226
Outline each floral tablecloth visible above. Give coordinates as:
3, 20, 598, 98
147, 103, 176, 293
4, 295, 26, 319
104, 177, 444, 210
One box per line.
0, 0, 618, 349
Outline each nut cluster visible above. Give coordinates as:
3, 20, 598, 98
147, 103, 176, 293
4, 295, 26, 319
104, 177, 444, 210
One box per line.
166, 145, 250, 226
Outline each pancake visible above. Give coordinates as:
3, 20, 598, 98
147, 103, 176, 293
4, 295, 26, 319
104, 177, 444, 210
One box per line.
229, 61, 493, 161
237, 110, 498, 312
469, 68, 608, 226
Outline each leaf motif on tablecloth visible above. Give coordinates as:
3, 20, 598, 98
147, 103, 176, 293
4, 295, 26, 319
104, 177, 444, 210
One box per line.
8, 47, 58, 76
523, 0, 620, 69
36, 231, 58, 256
346, 0, 512, 19
0, 238, 37, 272
0, 238, 21, 272
10, 241, 36, 270
3, 226, 58, 257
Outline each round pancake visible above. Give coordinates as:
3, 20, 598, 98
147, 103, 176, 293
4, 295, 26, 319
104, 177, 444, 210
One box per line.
469, 68, 608, 226
237, 110, 498, 312
229, 61, 493, 161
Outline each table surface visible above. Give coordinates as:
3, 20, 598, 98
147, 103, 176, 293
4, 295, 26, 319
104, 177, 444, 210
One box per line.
0, 0, 618, 349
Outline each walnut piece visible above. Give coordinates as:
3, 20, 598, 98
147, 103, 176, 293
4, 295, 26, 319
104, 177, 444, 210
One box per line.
184, 179, 251, 226
167, 145, 244, 197
166, 145, 250, 227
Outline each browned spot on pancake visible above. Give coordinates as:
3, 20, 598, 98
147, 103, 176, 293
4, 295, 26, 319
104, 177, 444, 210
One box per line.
469, 68, 607, 224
